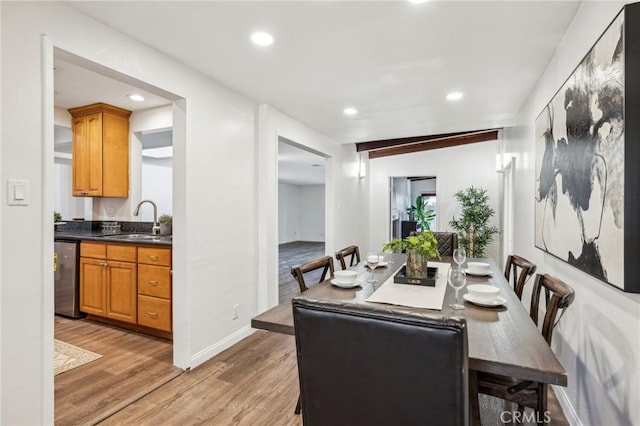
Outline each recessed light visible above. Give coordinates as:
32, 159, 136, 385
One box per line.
408, 0, 429, 3
446, 92, 463, 101
343, 107, 358, 116
251, 31, 274, 47
128, 94, 145, 102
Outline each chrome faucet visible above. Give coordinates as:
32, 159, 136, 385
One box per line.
133, 200, 161, 235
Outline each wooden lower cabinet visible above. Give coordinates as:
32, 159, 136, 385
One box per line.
80, 241, 172, 338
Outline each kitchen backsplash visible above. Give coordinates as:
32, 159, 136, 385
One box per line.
55, 220, 155, 234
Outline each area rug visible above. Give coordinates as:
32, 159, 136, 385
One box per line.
54, 339, 102, 376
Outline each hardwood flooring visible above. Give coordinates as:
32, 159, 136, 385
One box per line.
98, 330, 568, 426
55, 316, 181, 426
278, 241, 325, 303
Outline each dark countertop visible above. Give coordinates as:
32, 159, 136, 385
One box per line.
55, 231, 172, 247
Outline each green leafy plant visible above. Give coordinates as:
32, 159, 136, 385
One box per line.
382, 230, 440, 259
407, 195, 436, 231
159, 214, 172, 224
449, 186, 498, 257
54, 211, 62, 223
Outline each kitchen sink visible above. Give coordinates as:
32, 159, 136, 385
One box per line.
103, 233, 161, 241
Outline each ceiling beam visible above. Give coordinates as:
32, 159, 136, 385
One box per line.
366, 130, 499, 159
355, 128, 496, 152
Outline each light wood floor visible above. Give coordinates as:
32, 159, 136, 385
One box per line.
278, 241, 325, 303
55, 316, 181, 425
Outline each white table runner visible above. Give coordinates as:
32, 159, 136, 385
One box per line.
366, 261, 450, 310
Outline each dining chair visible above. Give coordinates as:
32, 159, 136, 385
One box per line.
290, 255, 335, 293
335, 245, 361, 270
293, 297, 470, 426
504, 254, 537, 301
432, 232, 459, 257
477, 273, 575, 423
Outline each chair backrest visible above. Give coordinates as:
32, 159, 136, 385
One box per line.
335, 245, 361, 270
290, 256, 335, 293
293, 298, 469, 426
432, 232, 459, 257
530, 274, 575, 346
503, 254, 537, 300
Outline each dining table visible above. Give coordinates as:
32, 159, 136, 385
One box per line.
252, 253, 567, 389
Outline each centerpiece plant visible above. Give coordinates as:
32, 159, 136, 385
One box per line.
383, 231, 440, 278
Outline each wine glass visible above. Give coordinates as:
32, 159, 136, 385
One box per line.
453, 247, 466, 269
365, 252, 380, 284
448, 267, 467, 310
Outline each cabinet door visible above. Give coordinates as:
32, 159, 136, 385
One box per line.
71, 113, 103, 196
106, 260, 137, 324
80, 257, 107, 316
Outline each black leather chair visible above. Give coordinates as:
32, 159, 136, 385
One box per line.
293, 297, 470, 426
432, 232, 459, 257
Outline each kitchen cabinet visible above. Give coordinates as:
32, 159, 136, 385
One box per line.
69, 103, 131, 197
80, 241, 173, 337
80, 242, 137, 324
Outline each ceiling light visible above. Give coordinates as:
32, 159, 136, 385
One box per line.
408, 0, 429, 3
251, 31, 274, 47
446, 92, 463, 101
128, 94, 145, 102
343, 107, 358, 116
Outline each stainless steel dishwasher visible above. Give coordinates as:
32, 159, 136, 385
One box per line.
54, 240, 82, 318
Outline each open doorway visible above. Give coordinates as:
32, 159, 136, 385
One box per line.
51, 49, 181, 424
277, 138, 326, 302
390, 176, 437, 240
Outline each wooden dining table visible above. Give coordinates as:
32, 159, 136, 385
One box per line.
251, 253, 567, 388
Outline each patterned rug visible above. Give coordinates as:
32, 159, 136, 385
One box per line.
54, 339, 102, 376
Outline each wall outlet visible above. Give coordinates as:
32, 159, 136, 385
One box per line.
233, 304, 239, 320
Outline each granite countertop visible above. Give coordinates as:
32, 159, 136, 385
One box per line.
55, 230, 172, 247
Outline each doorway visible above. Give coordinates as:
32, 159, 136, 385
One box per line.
390, 176, 437, 240
277, 138, 327, 302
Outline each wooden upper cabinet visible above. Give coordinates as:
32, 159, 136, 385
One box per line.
68, 103, 131, 197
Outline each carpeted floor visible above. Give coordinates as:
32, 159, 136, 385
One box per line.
54, 339, 102, 375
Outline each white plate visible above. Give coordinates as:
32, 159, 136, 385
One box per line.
465, 268, 492, 277
366, 261, 388, 269
331, 278, 363, 289
463, 293, 506, 307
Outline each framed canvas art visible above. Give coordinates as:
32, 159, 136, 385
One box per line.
535, 5, 640, 293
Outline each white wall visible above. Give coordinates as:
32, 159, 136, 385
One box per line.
1, 2, 256, 423
505, 2, 640, 425
278, 183, 300, 243
368, 140, 501, 259
141, 157, 172, 221
257, 105, 368, 310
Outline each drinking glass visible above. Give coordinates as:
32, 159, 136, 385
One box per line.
453, 247, 466, 269
448, 267, 467, 310
366, 252, 380, 284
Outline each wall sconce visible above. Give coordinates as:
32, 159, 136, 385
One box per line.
358, 152, 367, 179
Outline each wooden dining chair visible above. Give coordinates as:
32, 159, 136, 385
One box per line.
293, 297, 470, 426
290, 255, 335, 293
335, 245, 361, 270
504, 254, 537, 301
477, 274, 575, 423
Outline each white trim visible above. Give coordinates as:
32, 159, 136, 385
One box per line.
552, 385, 582, 426
189, 326, 255, 369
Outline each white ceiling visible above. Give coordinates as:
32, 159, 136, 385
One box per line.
66, 0, 582, 144
278, 140, 325, 186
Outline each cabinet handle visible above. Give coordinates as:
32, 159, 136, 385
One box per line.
102, 262, 108, 267
148, 280, 158, 286
147, 312, 158, 318
147, 255, 159, 261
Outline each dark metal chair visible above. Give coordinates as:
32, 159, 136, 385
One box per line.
335, 245, 361, 270
293, 297, 470, 426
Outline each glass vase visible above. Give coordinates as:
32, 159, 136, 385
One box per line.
406, 249, 428, 278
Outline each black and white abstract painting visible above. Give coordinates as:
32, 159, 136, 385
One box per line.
535, 12, 624, 288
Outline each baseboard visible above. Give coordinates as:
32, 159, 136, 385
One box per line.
190, 325, 255, 369
552, 385, 582, 426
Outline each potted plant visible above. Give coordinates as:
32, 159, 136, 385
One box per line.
449, 186, 498, 257
382, 231, 440, 278
159, 214, 172, 236
407, 195, 436, 231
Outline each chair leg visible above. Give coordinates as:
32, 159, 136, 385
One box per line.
536, 383, 547, 425
294, 394, 301, 414
469, 370, 481, 426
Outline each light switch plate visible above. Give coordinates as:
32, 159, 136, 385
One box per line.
7, 179, 29, 206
